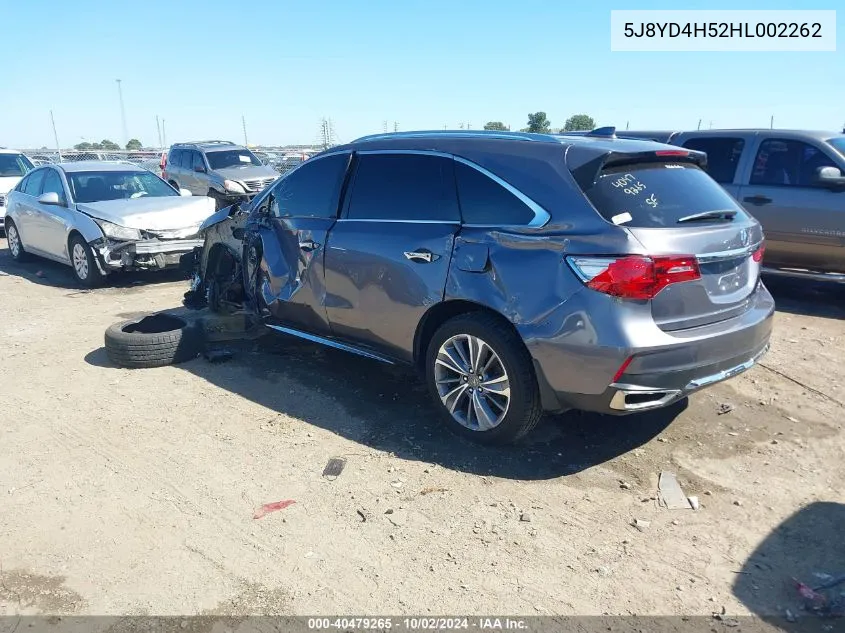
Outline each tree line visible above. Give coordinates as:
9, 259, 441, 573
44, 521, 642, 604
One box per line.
73, 139, 144, 151
483, 113, 595, 134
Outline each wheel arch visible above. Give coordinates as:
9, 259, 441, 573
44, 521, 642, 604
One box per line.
413, 299, 561, 412
413, 299, 519, 370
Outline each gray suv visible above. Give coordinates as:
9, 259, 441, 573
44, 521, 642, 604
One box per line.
185, 129, 774, 444
163, 141, 278, 210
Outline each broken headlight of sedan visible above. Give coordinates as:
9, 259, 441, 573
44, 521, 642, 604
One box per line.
95, 219, 142, 241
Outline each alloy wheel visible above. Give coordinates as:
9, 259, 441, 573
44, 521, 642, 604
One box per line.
7, 226, 21, 258
434, 333, 511, 431
72, 243, 89, 280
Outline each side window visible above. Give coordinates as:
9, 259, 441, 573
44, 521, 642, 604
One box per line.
40, 169, 66, 203
169, 149, 182, 168
681, 137, 745, 184
16, 174, 30, 192
192, 151, 205, 172
455, 161, 536, 225
750, 139, 837, 187
269, 153, 349, 218
346, 153, 459, 222
22, 169, 45, 196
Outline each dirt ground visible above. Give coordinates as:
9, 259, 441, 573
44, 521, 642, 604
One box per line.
1, 237, 843, 619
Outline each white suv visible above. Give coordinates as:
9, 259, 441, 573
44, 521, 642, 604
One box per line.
0, 149, 34, 234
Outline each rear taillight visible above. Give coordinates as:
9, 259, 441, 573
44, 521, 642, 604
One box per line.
752, 242, 765, 263
567, 255, 701, 300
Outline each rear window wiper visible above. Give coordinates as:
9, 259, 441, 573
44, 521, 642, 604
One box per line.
677, 209, 738, 223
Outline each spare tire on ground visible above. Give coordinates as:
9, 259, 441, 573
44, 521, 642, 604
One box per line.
104, 313, 203, 368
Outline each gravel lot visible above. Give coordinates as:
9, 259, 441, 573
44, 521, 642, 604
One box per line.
1, 238, 843, 619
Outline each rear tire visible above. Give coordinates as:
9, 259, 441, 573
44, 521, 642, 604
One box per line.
5, 220, 31, 262
425, 312, 542, 445
104, 313, 203, 369
68, 233, 105, 288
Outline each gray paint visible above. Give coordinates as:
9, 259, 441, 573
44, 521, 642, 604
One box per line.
192, 131, 775, 418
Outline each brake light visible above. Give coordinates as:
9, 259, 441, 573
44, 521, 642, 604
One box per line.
567, 255, 701, 300
752, 242, 766, 263
654, 150, 689, 157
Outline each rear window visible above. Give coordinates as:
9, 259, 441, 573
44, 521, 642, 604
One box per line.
583, 162, 746, 228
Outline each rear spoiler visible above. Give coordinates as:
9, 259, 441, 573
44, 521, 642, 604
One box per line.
567, 146, 708, 192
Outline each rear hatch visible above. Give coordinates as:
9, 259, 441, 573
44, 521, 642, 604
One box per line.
568, 147, 765, 331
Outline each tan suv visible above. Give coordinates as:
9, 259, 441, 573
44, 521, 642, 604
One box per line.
162, 141, 278, 210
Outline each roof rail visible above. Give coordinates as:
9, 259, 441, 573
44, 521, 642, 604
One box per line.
174, 140, 236, 147
585, 126, 617, 138
352, 130, 557, 144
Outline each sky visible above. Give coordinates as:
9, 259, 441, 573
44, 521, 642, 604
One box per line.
2, 0, 843, 149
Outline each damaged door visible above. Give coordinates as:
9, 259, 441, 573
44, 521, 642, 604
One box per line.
245, 151, 351, 335
324, 151, 460, 361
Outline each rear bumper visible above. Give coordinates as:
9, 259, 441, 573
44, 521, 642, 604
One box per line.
561, 342, 769, 414
528, 282, 775, 414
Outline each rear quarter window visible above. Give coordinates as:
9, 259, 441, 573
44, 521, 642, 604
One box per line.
680, 137, 745, 184
583, 162, 746, 228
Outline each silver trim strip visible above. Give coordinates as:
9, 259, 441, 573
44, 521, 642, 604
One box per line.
696, 242, 763, 263
265, 324, 395, 364
336, 218, 460, 225
452, 155, 551, 228
685, 345, 769, 390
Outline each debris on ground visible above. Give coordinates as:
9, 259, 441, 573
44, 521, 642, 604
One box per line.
793, 573, 845, 617
519, 513, 532, 522
419, 486, 449, 496
203, 348, 233, 363
632, 518, 651, 532
688, 496, 700, 511
619, 481, 632, 490
658, 471, 693, 510
387, 510, 407, 527
322, 457, 346, 480
356, 508, 370, 522
717, 402, 735, 415
253, 499, 296, 519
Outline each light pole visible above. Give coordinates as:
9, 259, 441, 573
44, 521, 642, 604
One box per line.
116, 79, 128, 147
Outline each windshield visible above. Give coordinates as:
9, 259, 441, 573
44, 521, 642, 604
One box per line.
582, 162, 748, 228
67, 171, 179, 203
0, 153, 34, 177
827, 136, 845, 157
205, 149, 263, 169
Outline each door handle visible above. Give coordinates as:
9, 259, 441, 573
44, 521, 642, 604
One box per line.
299, 239, 319, 252
404, 250, 438, 263
743, 195, 773, 206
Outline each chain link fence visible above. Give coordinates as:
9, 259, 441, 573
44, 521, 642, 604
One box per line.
20, 145, 325, 178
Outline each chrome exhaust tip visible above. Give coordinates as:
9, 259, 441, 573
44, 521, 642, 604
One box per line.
609, 386, 682, 411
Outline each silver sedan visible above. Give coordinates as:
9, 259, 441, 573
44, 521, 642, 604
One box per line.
4, 161, 216, 286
